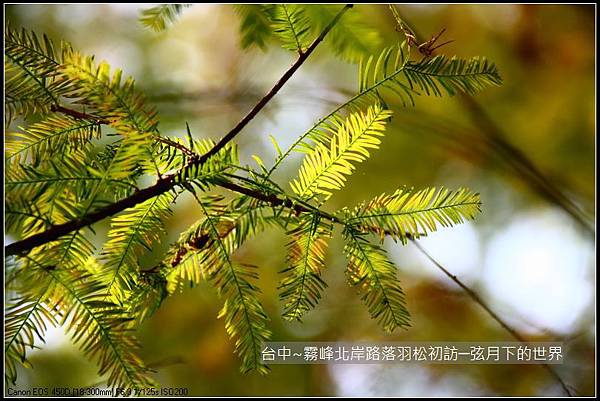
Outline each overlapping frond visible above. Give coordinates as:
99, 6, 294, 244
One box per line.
7, 135, 143, 235
6, 259, 153, 388
5, 290, 56, 385
269, 4, 313, 53
157, 196, 275, 373
5, 200, 53, 235
345, 187, 482, 244
4, 23, 76, 125
60, 51, 159, 175
124, 272, 168, 326
343, 230, 410, 332
139, 4, 190, 32
47, 268, 154, 388
194, 200, 271, 374
6, 145, 136, 209
6, 115, 101, 166
89, 130, 152, 188
167, 138, 239, 190
61, 52, 158, 134
279, 213, 332, 321
163, 197, 269, 294
291, 104, 392, 200
5, 138, 146, 260
101, 193, 175, 303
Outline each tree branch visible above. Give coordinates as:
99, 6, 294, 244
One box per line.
4, 4, 352, 257
194, 4, 352, 164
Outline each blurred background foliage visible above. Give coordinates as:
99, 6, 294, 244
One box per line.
4, 3, 595, 396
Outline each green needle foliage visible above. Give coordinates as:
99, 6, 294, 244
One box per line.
279, 213, 333, 321
101, 193, 175, 303
139, 4, 191, 32
4, 22, 76, 125
345, 187, 482, 244
290, 103, 393, 201
235, 4, 381, 62
6, 115, 101, 166
5, 4, 502, 387
269, 4, 313, 53
234, 5, 275, 50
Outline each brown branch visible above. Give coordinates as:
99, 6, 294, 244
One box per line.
50, 104, 109, 125
4, 5, 352, 257
410, 239, 574, 397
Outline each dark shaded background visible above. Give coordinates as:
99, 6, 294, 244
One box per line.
5, 4, 595, 396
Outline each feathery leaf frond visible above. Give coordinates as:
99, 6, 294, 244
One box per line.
291, 104, 392, 201
6, 115, 101, 166
139, 4, 190, 32
269, 4, 313, 53
193, 199, 271, 374
9, 259, 153, 388
403, 55, 502, 97
5, 144, 138, 248
4, 23, 76, 125
101, 193, 175, 303
156, 196, 275, 373
163, 196, 271, 294
279, 213, 332, 321
61, 51, 159, 135
48, 268, 154, 388
234, 5, 274, 50
343, 230, 410, 332
267, 44, 411, 176
60, 51, 160, 175
5, 291, 56, 385
345, 187, 482, 244
124, 272, 168, 325
169, 138, 239, 192
270, 44, 501, 179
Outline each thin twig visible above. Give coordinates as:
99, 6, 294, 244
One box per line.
410, 239, 574, 397
194, 4, 352, 164
50, 104, 109, 124
4, 5, 352, 257
154, 136, 197, 157
52, 104, 198, 158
